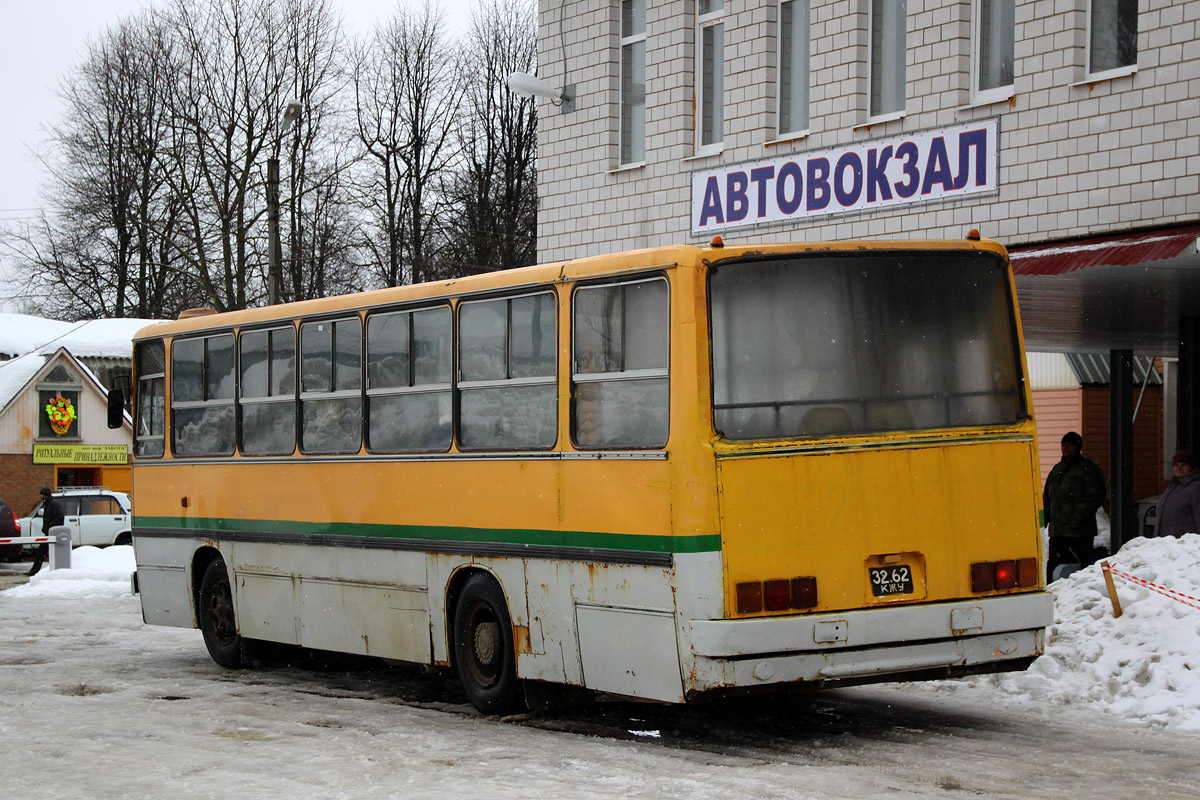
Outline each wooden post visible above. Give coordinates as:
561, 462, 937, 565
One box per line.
1101, 561, 1123, 618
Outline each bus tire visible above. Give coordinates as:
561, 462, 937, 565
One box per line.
199, 560, 243, 669
452, 572, 523, 714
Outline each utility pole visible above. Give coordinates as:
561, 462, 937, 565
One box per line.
267, 99, 302, 306
267, 156, 282, 306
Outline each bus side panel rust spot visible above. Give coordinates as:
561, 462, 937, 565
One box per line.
514, 625, 532, 655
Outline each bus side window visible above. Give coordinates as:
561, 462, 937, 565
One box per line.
300, 318, 362, 455
133, 340, 166, 458
239, 326, 297, 456
171, 334, 236, 457
366, 307, 453, 453
458, 292, 557, 450
572, 278, 669, 449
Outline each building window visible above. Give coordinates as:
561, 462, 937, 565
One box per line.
868, 0, 906, 118
620, 0, 646, 164
239, 326, 296, 456
1089, 0, 1137, 76
696, 0, 724, 153
366, 306, 453, 453
458, 292, 557, 450
572, 277, 669, 449
972, 0, 1014, 103
171, 334, 236, 457
778, 0, 810, 136
300, 317, 362, 454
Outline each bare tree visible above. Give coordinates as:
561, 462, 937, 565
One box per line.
2, 16, 201, 319
444, 0, 538, 275
352, 1, 462, 287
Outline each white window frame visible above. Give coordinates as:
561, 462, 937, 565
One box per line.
970, 0, 1015, 106
619, 0, 647, 166
776, 0, 810, 139
695, 0, 725, 156
1085, 0, 1138, 81
866, 0, 907, 123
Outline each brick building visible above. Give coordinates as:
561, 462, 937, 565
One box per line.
0, 315, 151, 515
530, 0, 1200, 544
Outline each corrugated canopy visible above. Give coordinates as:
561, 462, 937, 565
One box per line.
1009, 225, 1200, 276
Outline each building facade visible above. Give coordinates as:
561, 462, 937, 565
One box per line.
536, 0, 1198, 257
531, 0, 1200, 545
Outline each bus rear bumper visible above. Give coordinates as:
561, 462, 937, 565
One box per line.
683, 592, 1052, 693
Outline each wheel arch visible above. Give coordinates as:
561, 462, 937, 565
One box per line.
443, 565, 511, 668
190, 546, 226, 627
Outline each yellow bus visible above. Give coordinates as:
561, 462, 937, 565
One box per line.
120, 238, 1053, 712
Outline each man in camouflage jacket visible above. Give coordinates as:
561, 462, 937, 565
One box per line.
1043, 431, 1106, 581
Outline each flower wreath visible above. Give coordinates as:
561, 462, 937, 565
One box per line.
46, 394, 77, 435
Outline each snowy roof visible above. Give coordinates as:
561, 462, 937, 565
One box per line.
0, 313, 160, 360
0, 346, 119, 420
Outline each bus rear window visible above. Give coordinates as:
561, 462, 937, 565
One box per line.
710, 251, 1023, 440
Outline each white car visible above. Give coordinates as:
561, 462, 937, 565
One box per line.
20, 488, 132, 548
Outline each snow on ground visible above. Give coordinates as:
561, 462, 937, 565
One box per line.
900, 534, 1200, 730
10, 536, 1200, 731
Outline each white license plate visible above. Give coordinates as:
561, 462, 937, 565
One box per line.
869, 565, 913, 596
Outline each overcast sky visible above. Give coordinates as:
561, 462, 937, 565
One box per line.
0, 0, 465, 228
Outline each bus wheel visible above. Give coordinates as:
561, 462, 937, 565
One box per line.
453, 573, 522, 714
199, 560, 243, 669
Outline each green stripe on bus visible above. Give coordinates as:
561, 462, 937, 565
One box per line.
132, 515, 722, 554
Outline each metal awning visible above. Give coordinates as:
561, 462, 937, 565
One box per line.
1010, 225, 1200, 276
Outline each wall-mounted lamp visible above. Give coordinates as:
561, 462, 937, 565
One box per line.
507, 72, 574, 113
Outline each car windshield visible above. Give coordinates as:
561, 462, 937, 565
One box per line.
709, 250, 1024, 440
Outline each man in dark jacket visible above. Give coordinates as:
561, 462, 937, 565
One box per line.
27, 487, 65, 577
1043, 431, 1106, 581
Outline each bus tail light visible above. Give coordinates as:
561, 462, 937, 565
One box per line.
994, 560, 1017, 589
763, 579, 790, 610
736, 582, 763, 613
791, 577, 818, 609
972, 558, 1039, 593
1017, 557, 1038, 587
737, 577, 819, 613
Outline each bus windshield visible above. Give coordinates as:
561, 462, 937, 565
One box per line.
710, 250, 1024, 440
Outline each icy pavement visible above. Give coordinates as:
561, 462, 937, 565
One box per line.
1, 542, 1199, 799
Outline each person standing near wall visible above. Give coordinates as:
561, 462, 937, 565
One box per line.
1043, 431, 1107, 581
26, 487, 64, 577
1155, 449, 1200, 538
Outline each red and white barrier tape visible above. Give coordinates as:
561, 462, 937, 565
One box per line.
1103, 562, 1200, 611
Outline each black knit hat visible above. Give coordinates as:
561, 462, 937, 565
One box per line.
39, 487, 52, 497
1061, 431, 1083, 448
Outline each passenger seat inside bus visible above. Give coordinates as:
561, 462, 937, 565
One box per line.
801, 406, 853, 436
865, 401, 914, 432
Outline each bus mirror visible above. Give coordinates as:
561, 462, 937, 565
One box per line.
107, 389, 125, 429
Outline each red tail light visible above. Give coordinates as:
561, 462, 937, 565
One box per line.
970, 562, 995, 592
973, 557, 1037, 593
791, 576, 818, 609
763, 579, 790, 610
1017, 557, 1038, 587
736, 576, 819, 613
736, 582, 763, 613
994, 560, 1017, 589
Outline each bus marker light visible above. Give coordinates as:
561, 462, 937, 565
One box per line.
1017, 557, 1038, 587
994, 560, 1017, 590
736, 581, 763, 613
791, 576, 818, 609
970, 562, 995, 593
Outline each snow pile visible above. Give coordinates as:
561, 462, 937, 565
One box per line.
6, 545, 136, 599
974, 534, 1200, 730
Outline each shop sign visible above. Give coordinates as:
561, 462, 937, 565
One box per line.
32, 444, 129, 465
691, 118, 999, 233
